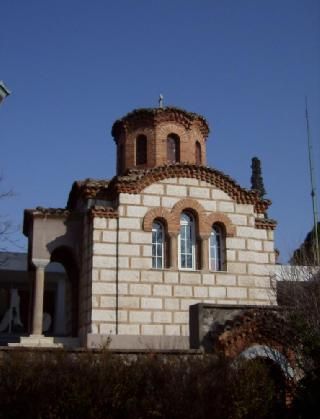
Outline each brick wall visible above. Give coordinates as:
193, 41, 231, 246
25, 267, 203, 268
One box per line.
116, 121, 207, 175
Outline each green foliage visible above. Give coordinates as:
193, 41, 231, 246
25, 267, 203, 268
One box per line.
250, 157, 266, 199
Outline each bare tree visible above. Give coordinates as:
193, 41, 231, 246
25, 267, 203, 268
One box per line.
0, 175, 16, 264
275, 257, 320, 415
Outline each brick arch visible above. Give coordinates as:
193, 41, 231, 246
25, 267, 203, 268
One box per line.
213, 310, 297, 368
171, 198, 208, 238
205, 212, 235, 237
143, 207, 176, 235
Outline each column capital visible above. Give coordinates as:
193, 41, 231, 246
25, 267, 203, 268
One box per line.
32, 258, 50, 270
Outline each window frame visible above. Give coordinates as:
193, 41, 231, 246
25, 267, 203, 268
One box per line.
167, 134, 180, 163
136, 134, 147, 166
152, 220, 165, 269
178, 212, 196, 270
195, 141, 201, 165
209, 224, 226, 271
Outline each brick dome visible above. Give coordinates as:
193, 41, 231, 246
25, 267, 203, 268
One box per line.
111, 107, 210, 175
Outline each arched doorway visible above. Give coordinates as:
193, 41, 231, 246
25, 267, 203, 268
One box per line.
45, 246, 79, 337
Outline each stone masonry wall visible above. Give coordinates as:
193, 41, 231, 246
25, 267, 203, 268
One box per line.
90, 177, 275, 342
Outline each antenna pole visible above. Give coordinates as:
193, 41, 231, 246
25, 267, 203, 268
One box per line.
305, 97, 320, 265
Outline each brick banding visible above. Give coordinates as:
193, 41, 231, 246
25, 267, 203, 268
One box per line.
143, 208, 175, 234
111, 107, 210, 140
89, 206, 118, 219
205, 212, 235, 237
255, 218, 277, 230
67, 165, 272, 216
171, 198, 207, 238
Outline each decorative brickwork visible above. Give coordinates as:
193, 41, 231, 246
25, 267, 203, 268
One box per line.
67, 165, 271, 217
170, 198, 207, 238
142, 207, 174, 234
89, 206, 118, 219
143, 201, 236, 240
112, 107, 210, 139
205, 212, 236, 237
111, 107, 209, 175
22, 104, 278, 351
255, 218, 277, 230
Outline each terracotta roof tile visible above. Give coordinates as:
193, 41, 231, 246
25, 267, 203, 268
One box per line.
111, 107, 210, 139
66, 164, 273, 216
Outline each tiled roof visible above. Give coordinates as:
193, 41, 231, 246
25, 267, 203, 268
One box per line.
68, 164, 271, 214
67, 179, 110, 209
111, 107, 210, 139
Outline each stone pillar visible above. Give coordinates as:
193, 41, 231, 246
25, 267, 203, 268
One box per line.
201, 237, 210, 271
31, 259, 49, 336
170, 234, 178, 269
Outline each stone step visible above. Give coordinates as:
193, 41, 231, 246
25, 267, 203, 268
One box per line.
8, 336, 80, 348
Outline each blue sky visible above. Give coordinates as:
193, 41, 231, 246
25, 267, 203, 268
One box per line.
1, 0, 320, 262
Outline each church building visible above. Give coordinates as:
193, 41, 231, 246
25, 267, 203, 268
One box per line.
18, 105, 277, 349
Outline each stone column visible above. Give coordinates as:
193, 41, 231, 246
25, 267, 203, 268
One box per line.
169, 234, 178, 269
201, 237, 210, 271
32, 259, 49, 336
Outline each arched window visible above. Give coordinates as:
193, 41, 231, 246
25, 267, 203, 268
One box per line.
136, 135, 147, 165
195, 141, 201, 165
152, 221, 164, 269
167, 134, 180, 163
179, 212, 196, 270
210, 224, 226, 271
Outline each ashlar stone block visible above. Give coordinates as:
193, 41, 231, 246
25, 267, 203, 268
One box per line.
165, 325, 180, 335
92, 310, 115, 322
141, 298, 163, 309
142, 325, 164, 335
93, 243, 117, 256
143, 195, 161, 207
92, 283, 116, 295
174, 311, 189, 323
119, 193, 141, 205
100, 269, 116, 282
118, 296, 140, 309
93, 218, 107, 229
209, 287, 226, 298
189, 187, 210, 199
211, 189, 232, 201
174, 285, 193, 297
153, 284, 172, 296
153, 311, 172, 323
218, 201, 235, 213
141, 270, 163, 283
118, 324, 140, 335
215, 274, 236, 286
129, 311, 151, 323
126, 206, 148, 217
119, 217, 141, 230
164, 298, 179, 310
142, 184, 165, 195
166, 185, 187, 196
180, 272, 201, 285
129, 283, 152, 296
131, 258, 152, 269
227, 287, 248, 299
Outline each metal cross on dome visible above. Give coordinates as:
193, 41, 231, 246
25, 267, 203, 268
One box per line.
158, 94, 164, 108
